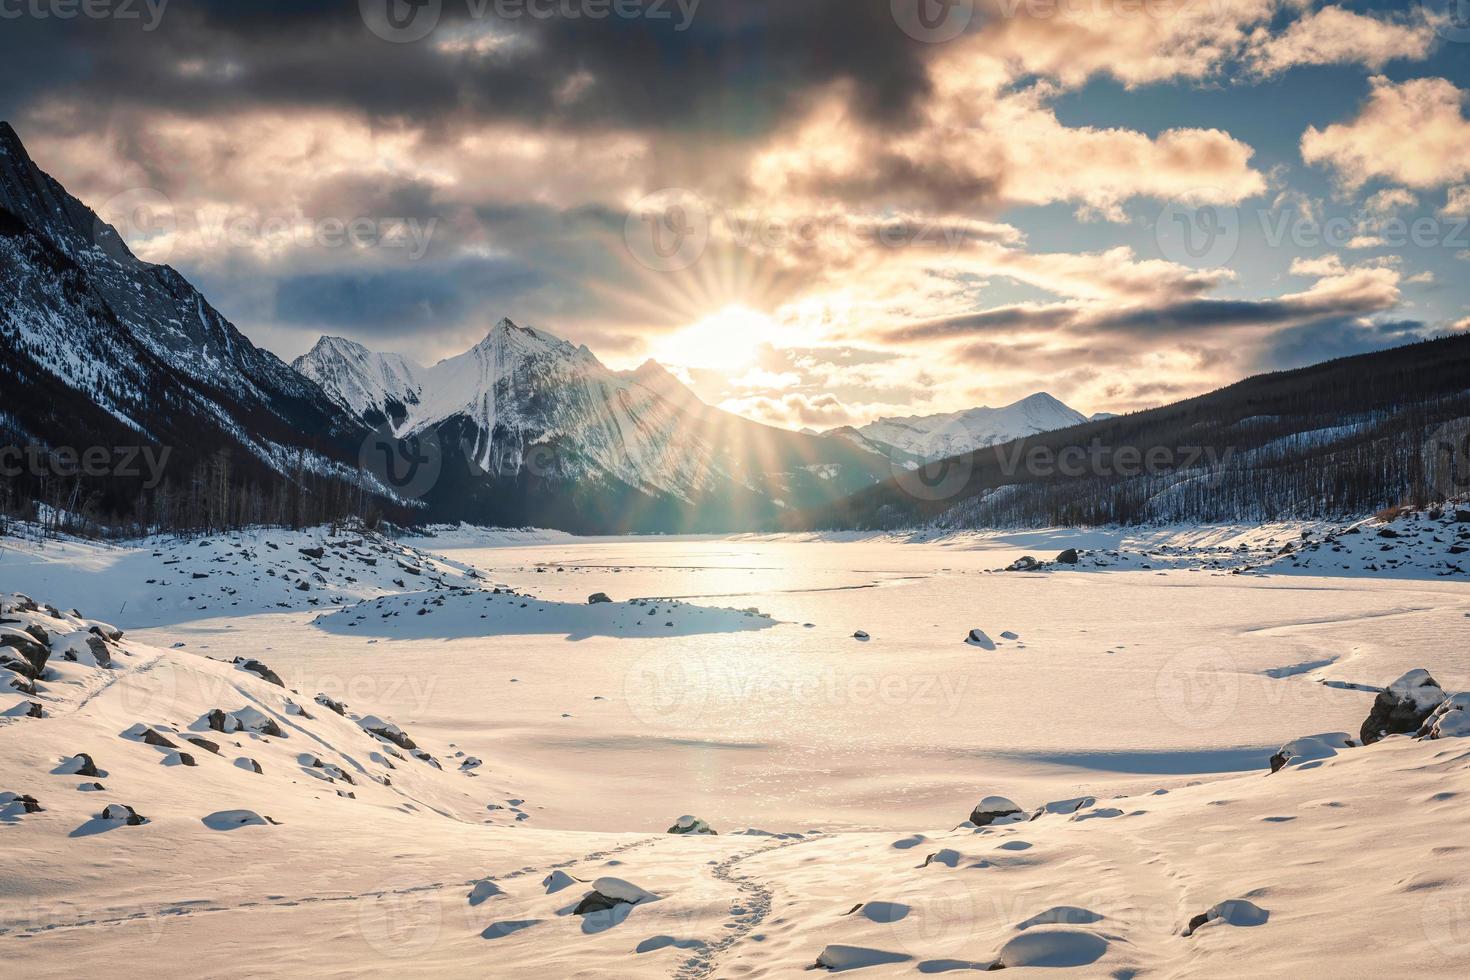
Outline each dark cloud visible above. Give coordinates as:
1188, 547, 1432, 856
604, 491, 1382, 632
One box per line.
272, 256, 547, 334
0, 1, 938, 137
1257, 317, 1429, 372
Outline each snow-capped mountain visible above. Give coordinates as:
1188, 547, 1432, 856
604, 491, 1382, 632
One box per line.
830, 393, 1090, 464
294, 323, 892, 531
0, 120, 389, 525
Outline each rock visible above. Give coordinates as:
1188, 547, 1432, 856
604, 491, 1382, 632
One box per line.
25, 701, 44, 718
1055, 548, 1080, 564
1, 792, 43, 814
1269, 732, 1356, 773
1182, 899, 1269, 937
237, 757, 264, 775
360, 715, 417, 750
206, 707, 286, 738
1007, 555, 1040, 572
1418, 693, 1470, 740
588, 593, 613, 605
969, 795, 1024, 826
1360, 669, 1445, 745
0, 630, 50, 679
185, 736, 220, 755
965, 628, 996, 650
668, 815, 716, 835
69, 753, 102, 777
1378, 528, 1400, 538
314, 693, 347, 715
1456, 510, 1470, 523
233, 658, 285, 687
852, 630, 870, 640
298, 547, 325, 560
141, 728, 179, 748
175, 752, 198, 767
572, 877, 658, 915
101, 803, 147, 826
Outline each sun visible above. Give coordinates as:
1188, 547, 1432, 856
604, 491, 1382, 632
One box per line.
651, 305, 783, 374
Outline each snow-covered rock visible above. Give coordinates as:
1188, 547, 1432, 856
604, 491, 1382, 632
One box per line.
1361, 670, 1445, 744
1269, 732, 1357, 773
667, 815, 716, 835
1418, 693, 1470, 740
969, 796, 1024, 826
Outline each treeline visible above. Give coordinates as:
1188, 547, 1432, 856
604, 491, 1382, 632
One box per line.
805, 334, 1470, 531
0, 440, 405, 540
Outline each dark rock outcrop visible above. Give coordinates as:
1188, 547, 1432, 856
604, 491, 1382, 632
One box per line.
1360, 670, 1445, 745
1055, 548, 1080, 564
234, 658, 285, 687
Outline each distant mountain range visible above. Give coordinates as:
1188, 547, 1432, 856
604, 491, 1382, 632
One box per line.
801, 334, 1470, 531
292, 325, 898, 531
5, 118, 1466, 536
821, 393, 1103, 467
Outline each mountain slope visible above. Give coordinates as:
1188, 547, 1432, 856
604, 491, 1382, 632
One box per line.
0, 120, 394, 529
802, 333, 1470, 530
294, 324, 894, 532
831, 393, 1089, 464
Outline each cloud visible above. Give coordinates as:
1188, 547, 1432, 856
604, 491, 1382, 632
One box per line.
1444, 185, 1470, 216
1302, 76, 1470, 191
1247, 6, 1436, 76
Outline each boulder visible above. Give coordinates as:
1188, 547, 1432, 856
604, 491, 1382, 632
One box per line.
0, 630, 50, 679
298, 547, 325, 560
852, 630, 870, 640
359, 715, 417, 750
0, 792, 43, 815
314, 693, 348, 716
185, 736, 221, 755
1007, 555, 1040, 572
1360, 670, 1445, 744
965, 628, 996, 650
141, 728, 179, 748
668, 815, 716, 835
69, 753, 102, 777
572, 877, 658, 916
1269, 732, 1356, 773
969, 795, 1024, 826
1055, 548, 1080, 565
1456, 510, 1470, 523
1418, 693, 1470, 740
588, 593, 613, 605
206, 707, 286, 738
233, 658, 285, 687
101, 803, 147, 825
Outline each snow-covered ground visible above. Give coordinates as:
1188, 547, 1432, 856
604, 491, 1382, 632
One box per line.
2, 520, 1468, 976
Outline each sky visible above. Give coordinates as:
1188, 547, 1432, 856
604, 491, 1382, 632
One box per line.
2, 0, 1468, 430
